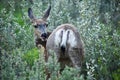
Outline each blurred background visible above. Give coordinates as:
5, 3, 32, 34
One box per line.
0, 0, 120, 80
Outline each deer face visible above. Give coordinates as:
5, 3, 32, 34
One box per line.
28, 6, 51, 40
32, 19, 48, 40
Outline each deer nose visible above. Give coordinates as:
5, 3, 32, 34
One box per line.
41, 33, 47, 38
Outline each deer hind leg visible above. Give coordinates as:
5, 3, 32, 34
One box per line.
68, 48, 82, 69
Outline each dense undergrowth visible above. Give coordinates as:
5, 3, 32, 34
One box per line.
0, 0, 120, 80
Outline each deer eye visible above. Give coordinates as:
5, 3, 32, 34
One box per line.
34, 25, 38, 28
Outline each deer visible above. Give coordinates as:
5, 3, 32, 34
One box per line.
46, 24, 84, 71
28, 6, 51, 61
28, 6, 84, 79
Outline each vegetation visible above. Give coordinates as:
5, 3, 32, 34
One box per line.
0, 0, 120, 80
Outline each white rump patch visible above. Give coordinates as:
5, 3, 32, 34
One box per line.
60, 30, 68, 47
55, 29, 77, 48
55, 29, 63, 47
67, 30, 77, 47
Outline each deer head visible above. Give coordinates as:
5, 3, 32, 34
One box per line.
28, 6, 51, 41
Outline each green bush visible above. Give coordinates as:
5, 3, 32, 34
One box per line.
23, 48, 39, 67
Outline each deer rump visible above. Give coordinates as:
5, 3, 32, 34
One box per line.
46, 24, 84, 69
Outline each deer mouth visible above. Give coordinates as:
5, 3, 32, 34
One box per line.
41, 33, 48, 41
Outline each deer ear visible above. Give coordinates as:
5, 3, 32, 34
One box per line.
42, 6, 51, 21
28, 8, 35, 20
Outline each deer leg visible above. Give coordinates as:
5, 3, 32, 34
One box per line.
68, 48, 82, 69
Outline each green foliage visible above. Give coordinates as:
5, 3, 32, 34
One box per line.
0, 0, 120, 80
1, 49, 28, 80
59, 67, 84, 80
112, 69, 120, 80
23, 48, 39, 67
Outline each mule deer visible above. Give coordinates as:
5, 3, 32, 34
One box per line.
28, 6, 51, 61
46, 24, 84, 70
